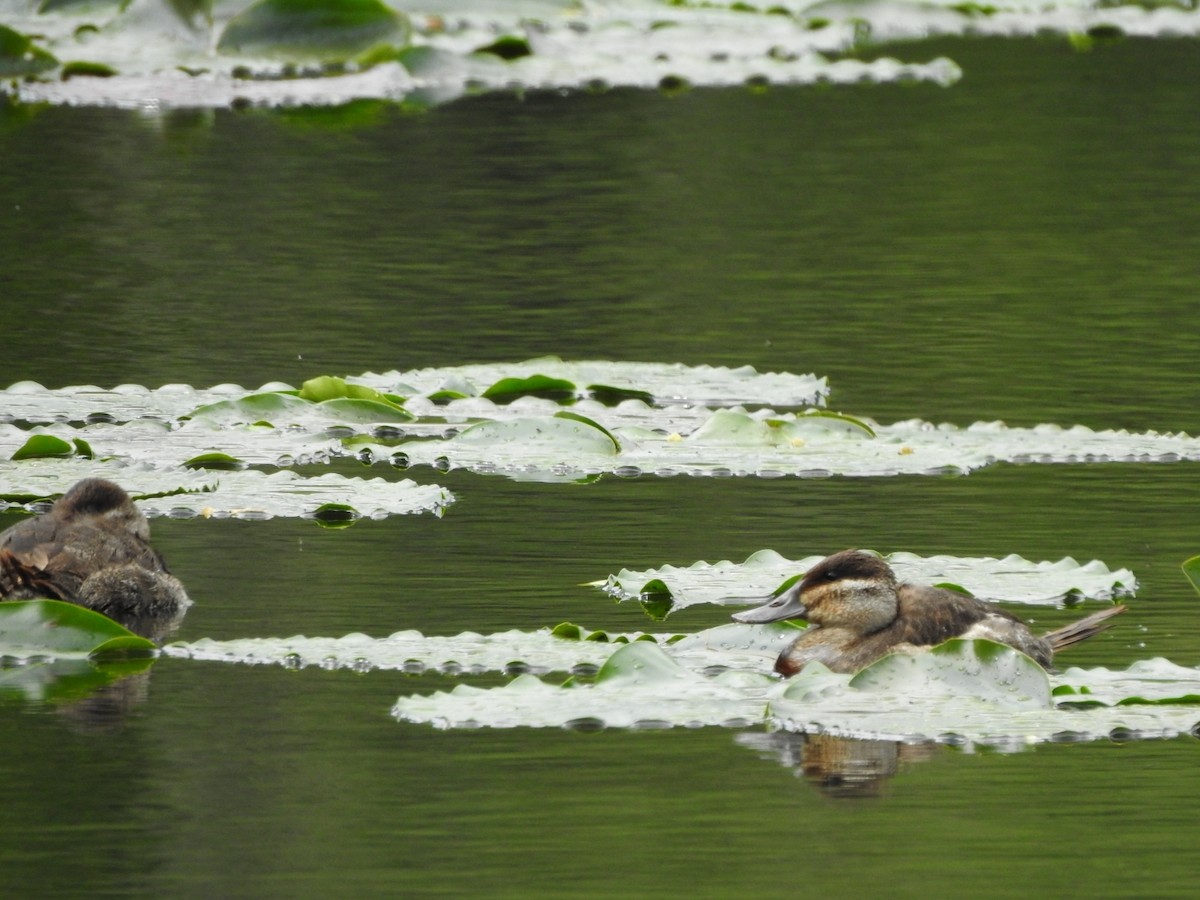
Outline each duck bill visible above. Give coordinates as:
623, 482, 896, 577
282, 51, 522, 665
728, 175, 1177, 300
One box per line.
731, 585, 808, 624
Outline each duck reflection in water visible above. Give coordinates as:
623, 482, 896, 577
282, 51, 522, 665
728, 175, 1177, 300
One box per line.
736, 732, 941, 799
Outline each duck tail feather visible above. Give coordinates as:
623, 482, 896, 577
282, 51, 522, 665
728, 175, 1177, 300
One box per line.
1045, 604, 1127, 652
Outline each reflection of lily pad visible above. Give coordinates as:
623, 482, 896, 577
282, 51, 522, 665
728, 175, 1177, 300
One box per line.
0, 655, 155, 706
217, 0, 412, 62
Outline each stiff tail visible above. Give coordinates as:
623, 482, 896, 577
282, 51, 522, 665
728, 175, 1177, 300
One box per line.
1044, 604, 1127, 653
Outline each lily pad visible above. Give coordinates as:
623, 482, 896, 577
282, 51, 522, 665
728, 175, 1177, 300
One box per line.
0, 600, 155, 660
392, 641, 776, 730
481, 374, 578, 404
11, 433, 76, 461
217, 0, 412, 62
0, 25, 58, 78
0, 463, 452, 520
164, 624, 667, 675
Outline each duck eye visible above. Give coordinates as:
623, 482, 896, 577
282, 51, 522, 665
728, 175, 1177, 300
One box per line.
823, 570, 838, 581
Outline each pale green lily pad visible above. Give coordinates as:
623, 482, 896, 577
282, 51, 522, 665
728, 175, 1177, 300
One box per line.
0, 463, 452, 519
767, 642, 1200, 749
360, 358, 829, 409
392, 641, 777, 730
163, 622, 794, 675
0, 421, 340, 470
133, 470, 453, 520
389, 635, 1200, 743
361, 407, 1200, 481
217, 0, 411, 62
598, 549, 1137, 612
164, 624, 667, 674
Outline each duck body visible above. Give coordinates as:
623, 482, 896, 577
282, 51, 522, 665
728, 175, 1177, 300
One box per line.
0, 478, 190, 622
732, 549, 1124, 676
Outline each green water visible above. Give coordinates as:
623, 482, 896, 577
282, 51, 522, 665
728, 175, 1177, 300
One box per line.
2, 37, 1199, 897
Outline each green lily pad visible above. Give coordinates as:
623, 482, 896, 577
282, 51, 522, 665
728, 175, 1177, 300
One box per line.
183, 451, 246, 471
481, 374, 577, 404
11, 434, 76, 461
61, 61, 118, 80
186, 391, 313, 425
0, 26, 58, 78
297, 375, 402, 406
217, 0, 412, 62
0, 600, 155, 660
316, 398, 413, 423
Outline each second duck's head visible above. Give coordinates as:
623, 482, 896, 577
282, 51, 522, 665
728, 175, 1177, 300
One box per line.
732, 549, 899, 632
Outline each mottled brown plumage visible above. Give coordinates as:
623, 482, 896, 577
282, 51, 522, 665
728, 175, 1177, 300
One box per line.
732, 549, 1125, 675
0, 478, 189, 622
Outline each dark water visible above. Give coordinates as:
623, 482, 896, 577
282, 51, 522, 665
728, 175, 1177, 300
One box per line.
2, 37, 1200, 897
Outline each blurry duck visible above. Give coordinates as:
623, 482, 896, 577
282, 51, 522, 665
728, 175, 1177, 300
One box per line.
0, 478, 190, 624
732, 549, 1125, 676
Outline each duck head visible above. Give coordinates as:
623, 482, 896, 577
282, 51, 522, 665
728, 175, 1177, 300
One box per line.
731, 549, 899, 633
55, 478, 150, 541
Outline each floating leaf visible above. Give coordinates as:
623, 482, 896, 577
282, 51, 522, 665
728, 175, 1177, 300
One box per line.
482, 374, 577, 404
60, 61, 118, 79
586, 384, 654, 406
297, 375, 403, 406
0, 464, 452, 519
186, 391, 313, 425
0, 600, 155, 660
11, 434, 75, 461
218, 0, 411, 62
182, 451, 245, 471
0, 25, 58, 78
473, 36, 533, 61
393, 641, 775, 730
164, 625, 664, 675
316, 398, 413, 423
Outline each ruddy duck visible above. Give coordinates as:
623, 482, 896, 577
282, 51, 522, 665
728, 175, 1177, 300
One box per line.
732, 549, 1125, 675
0, 478, 190, 622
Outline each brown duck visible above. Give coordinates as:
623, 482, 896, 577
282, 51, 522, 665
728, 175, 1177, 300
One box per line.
0, 478, 189, 621
732, 549, 1125, 675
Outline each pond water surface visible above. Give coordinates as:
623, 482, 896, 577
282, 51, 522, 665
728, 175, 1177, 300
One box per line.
2, 37, 1199, 897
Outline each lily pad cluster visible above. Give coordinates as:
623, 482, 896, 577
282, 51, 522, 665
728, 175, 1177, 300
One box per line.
5, 359, 1200, 513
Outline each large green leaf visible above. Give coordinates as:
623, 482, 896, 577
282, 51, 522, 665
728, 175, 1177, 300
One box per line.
0, 600, 155, 659
10, 433, 76, 461
0, 25, 58, 78
481, 374, 577, 404
217, 0, 411, 62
